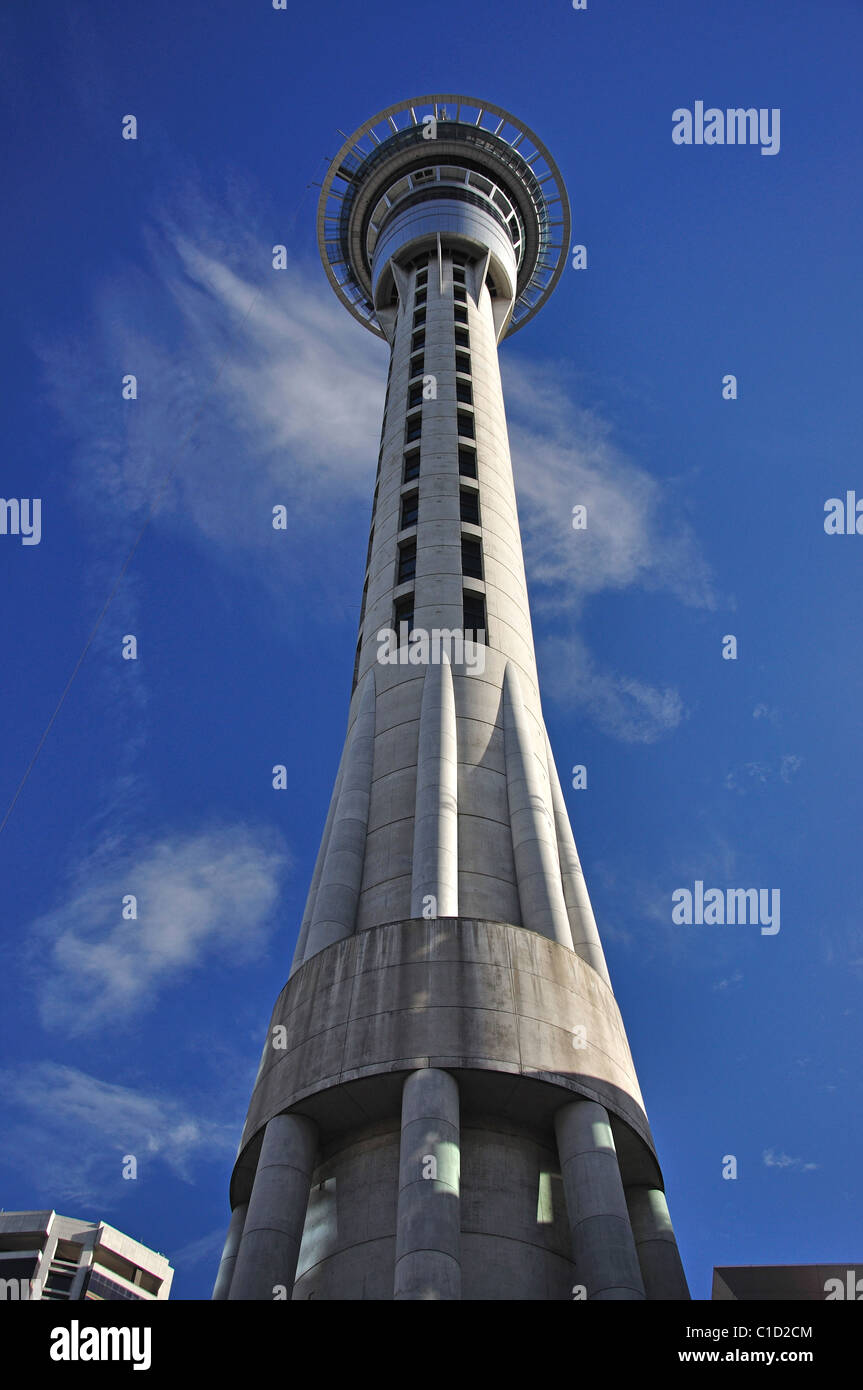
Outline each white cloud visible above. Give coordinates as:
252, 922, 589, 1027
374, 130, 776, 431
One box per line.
540, 633, 685, 743
0, 1063, 235, 1206
762, 1148, 819, 1172
504, 359, 717, 614
30, 824, 289, 1033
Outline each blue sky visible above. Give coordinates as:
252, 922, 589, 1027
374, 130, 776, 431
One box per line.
1, 0, 861, 1300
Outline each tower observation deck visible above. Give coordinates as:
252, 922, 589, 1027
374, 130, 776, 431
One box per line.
214, 95, 690, 1301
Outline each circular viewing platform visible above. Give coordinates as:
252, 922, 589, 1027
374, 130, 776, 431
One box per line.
317, 94, 571, 339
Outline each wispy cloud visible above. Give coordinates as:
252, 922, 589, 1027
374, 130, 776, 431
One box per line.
29, 823, 289, 1033
725, 754, 803, 791
540, 633, 686, 743
762, 1148, 819, 1173
505, 359, 718, 614
0, 1063, 235, 1206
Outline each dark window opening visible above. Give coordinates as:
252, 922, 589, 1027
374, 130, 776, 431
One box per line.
454, 327, 469, 348
411, 331, 425, 353
398, 539, 417, 584
403, 449, 421, 483
456, 381, 473, 404
460, 489, 479, 525
463, 592, 486, 644
461, 537, 483, 579
408, 383, 424, 409
409, 353, 424, 379
394, 593, 414, 637
454, 305, 468, 324
401, 491, 419, 528
455, 351, 471, 376
458, 447, 477, 477
457, 411, 474, 439
405, 413, 422, 443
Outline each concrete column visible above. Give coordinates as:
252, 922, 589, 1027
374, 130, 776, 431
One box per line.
394, 1068, 461, 1300
211, 1201, 248, 1301
410, 655, 459, 918
303, 670, 376, 962
626, 1185, 690, 1300
544, 731, 611, 986
555, 1098, 645, 1300
503, 663, 573, 948
228, 1113, 318, 1301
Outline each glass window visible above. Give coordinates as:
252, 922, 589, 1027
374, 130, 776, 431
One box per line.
457, 411, 474, 439
409, 353, 424, 379
401, 491, 419, 528
412, 331, 425, 352
398, 540, 417, 583
462, 537, 483, 579
394, 594, 414, 637
403, 449, 421, 483
458, 447, 477, 477
456, 381, 473, 404
455, 351, 471, 376
463, 592, 486, 644
454, 305, 468, 324
454, 327, 470, 349
460, 489, 479, 525
405, 413, 422, 443
413, 308, 426, 327
408, 383, 424, 409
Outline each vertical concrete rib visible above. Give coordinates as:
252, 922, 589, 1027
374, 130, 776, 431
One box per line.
302, 669, 376, 962
555, 1099, 646, 1300
228, 1114, 317, 1301
394, 1068, 461, 1300
503, 662, 573, 948
410, 655, 459, 918
544, 731, 611, 986
625, 1185, 690, 1300
290, 746, 347, 974
211, 1202, 248, 1300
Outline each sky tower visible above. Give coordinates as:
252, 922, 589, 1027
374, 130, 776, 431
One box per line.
214, 94, 689, 1301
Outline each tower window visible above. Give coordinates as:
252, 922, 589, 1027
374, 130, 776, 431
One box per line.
416, 268, 428, 287
457, 411, 474, 439
456, 381, 473, 405
413, 308, 426, 328
463, 592, 486, 644
403, 449, 421, 483
412, 331, 425, 352
414, 288, 427, 307
460, 489, 480, 525
452, 267, 466, 285
458, 447, 477, 477
398, 539, 417, 584
405, 412, 422, 443
394, 593, 414, 637
454, 305, 468, 325
401, 491, 419, 528
451, 252, 467, 266
408, 382, 424, 409
409, 352, 424, 379
455, 351, 471, 376
454, 327, 469, 349
461, 537, 483, 579
453, 285, 467, 304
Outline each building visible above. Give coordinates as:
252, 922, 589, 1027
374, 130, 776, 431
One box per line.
0, 1210, 172, 1300
714, 1265, 863, 1301
214, 93, 690, 1301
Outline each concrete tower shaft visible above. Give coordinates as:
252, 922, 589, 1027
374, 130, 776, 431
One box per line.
214, 96, 689, 1302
